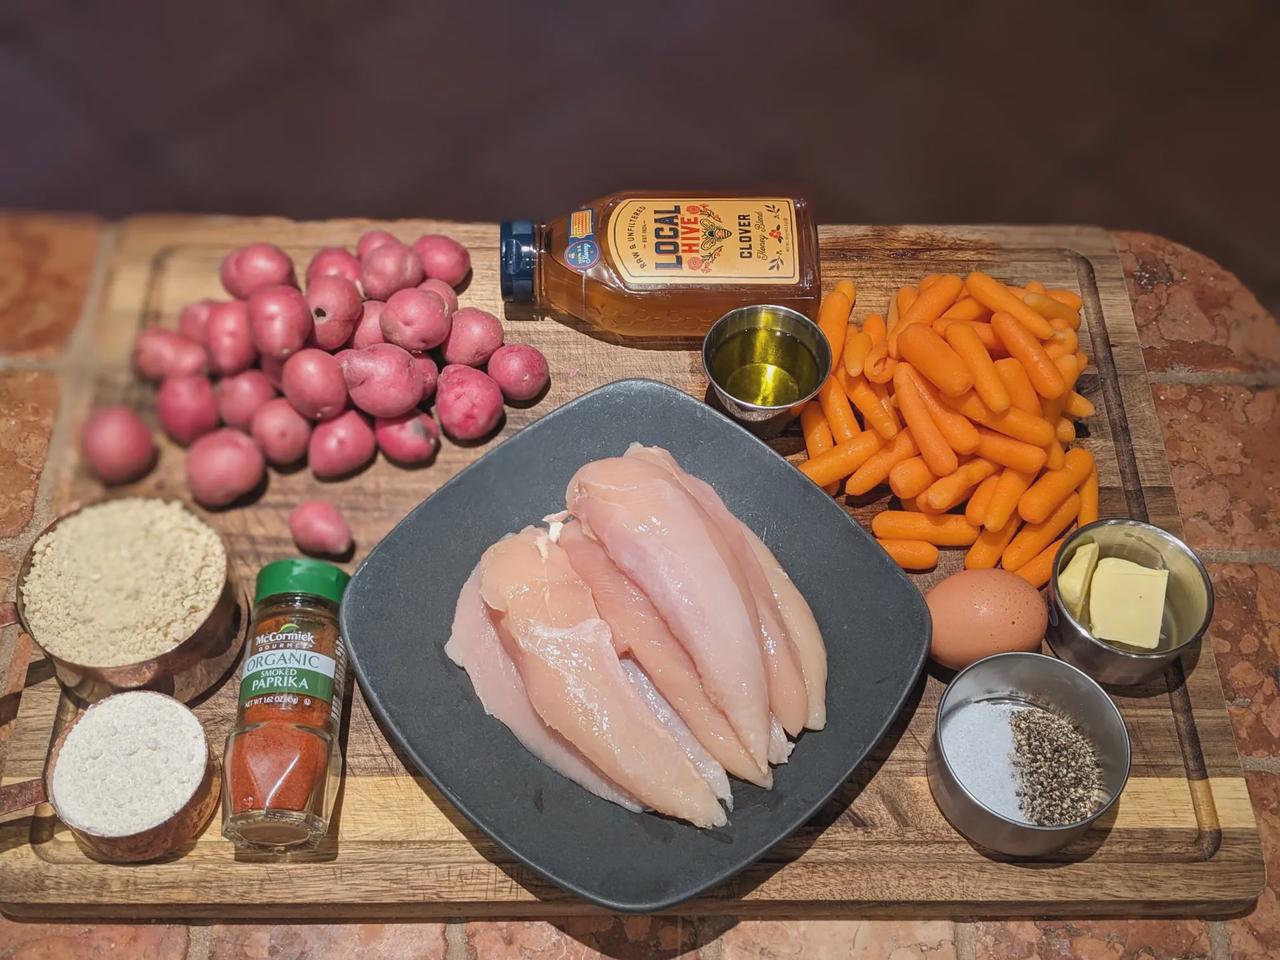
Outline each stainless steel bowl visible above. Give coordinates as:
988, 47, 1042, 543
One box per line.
702, 304, 831, 434
1046, 519, 1213, 686
927, 652, 1131, 857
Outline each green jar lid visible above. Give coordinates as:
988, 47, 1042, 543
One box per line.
255, 558, 350, 605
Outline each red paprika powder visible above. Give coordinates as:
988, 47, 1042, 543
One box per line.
222, 558, 349, 851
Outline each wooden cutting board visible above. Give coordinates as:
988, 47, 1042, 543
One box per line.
0, 218, 1263, 918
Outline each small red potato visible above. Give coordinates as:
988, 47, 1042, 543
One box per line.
282, 348, 347, 421
260, 352, 285, 390
206, 300, 257, 375
309, 410, 376, 478
435, 364, 504, 440
306, 275, 363, 350
413, 352, 439, 401
350, 300, 386, 349
380, 288, 450, 351
360, 242, 424, 300
375, 411, 440, 465
220, 242, 296, 299
250, 397, 312, 465
356, 229, 399, 259
411, 234, 471, 287
340, 343, 423, 418
178, 299, 217, 344
215, 369, 276, 430
305, 246, 361, 286
157, 374, 220, 445
441, 307, 504, 367
80, 407, 155, 484
289, 500, 353, 556
417, 278, 459, 313
486, 343, 550, 402
133, 327, 206, 380
186, 428, 266, 507
248, 284, 311, 359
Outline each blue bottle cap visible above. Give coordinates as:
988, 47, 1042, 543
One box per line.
500, 219, 537, 303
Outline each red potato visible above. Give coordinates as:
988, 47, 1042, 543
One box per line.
417, 278, 459, 313
186, 428, 265, 507
413, 352, 439, 401
435, 364, 504, 440
178, 299, 217, 344
80, 407, 155, 484
133, 328, 206, 380
157, 374, 220, 445
250, 397, 312, 465
282, 348, 347, 421
215, 369, 276, 430
411, 234, 471, 287
486, 343, 549, 402
380, 288, 450, 351
309, 410, 376, 478
340, 343, 423, 418
205, 300, 257, 375
350, 300, 386, 349
305, 247, 361, 287
247, 285, 311, 359
356, 229, 399, 259
220, 242, 296, 299
306, 275, 363, 350
360, 242, 424, 300
260, 352, 285, 390
289, 500, 353, 556
441, 307, 503, 367
375, 411, 440, 465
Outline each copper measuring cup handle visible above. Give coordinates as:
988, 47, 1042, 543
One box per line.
0, 777, 47, 815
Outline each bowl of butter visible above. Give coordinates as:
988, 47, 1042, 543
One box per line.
1046, 519, 1214, 686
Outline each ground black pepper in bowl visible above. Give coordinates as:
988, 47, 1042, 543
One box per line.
1010, 708, 1102, 825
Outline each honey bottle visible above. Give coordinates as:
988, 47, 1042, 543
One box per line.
500, 192, 821, 339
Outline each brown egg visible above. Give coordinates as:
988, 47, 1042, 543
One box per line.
925, 569, 1047, 670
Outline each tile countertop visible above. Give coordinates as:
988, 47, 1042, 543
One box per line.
0, 218, 1276, 960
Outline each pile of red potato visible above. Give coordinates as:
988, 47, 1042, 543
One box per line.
79, 230, 549, 555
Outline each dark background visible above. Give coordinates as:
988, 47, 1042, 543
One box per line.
3, 1, 1278, 311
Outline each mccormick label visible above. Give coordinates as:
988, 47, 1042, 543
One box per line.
607, 198, 799, 286
238, 617, 343, 711
564, 207, 601, 271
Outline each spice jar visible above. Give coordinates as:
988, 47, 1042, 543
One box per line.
222, 558, 350, 851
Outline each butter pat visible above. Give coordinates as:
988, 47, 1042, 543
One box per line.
1088, 557, 1169, 650
1058, 541, 1099, 620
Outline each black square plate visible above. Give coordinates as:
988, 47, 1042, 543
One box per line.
341, 379, 930, 912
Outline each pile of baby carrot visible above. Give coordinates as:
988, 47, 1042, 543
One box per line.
797, 273, 1099, 588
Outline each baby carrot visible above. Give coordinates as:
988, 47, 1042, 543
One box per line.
902, 366, 981, 454
965, 514, 1020, 570
1038, 354, 1080, 468
1064, 391, 1095, 419
863, 340, 897, 384
798, 431, 883, 487
835, 278, 857, 301
894, 364, 959, 476
1011, 537, 1066, 588
985, 467, 1035, 531
844, 330, 873, 378
1056, 417, 1075, 443
863, 313, 886, 345
871, 510, 980, 546
800, 402, 840, 496
877, 538, 939, 570
944, 390, 1056, 446
1079, 467, 1100, 525
1045, 440, 1065, 470
923, 458, 998, 512
945, 320, 1009, 413
965, 272, 1055, 339
918, 273, 943, 291
1076, 350, 1089, 372
900, 324, 974, 397
845, 430, 919, 496
965, 473, 1001, 526
889, 456, 938, 499
1018, 447, 1095, 523
992, 312, 1066, 400
1048, 289, 1084, 310
935, 318, 1002, 354
1028, 294, 1083, 328
994, 357, 1040, 415
891, 274, 965, 353
819, 374, 860, 443
816, 288, 853, 367
886, 287, 920, 357
846, 373, 900, 439
897, 285, 919, 317
941, 298, 992, 323
1003, 494, 1081, 571
975, 427, 1048, 474
1026, 280, 1047, 295
1044, 326, 1079, 360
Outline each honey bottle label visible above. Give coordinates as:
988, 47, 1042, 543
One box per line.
606, 198, 800, 286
